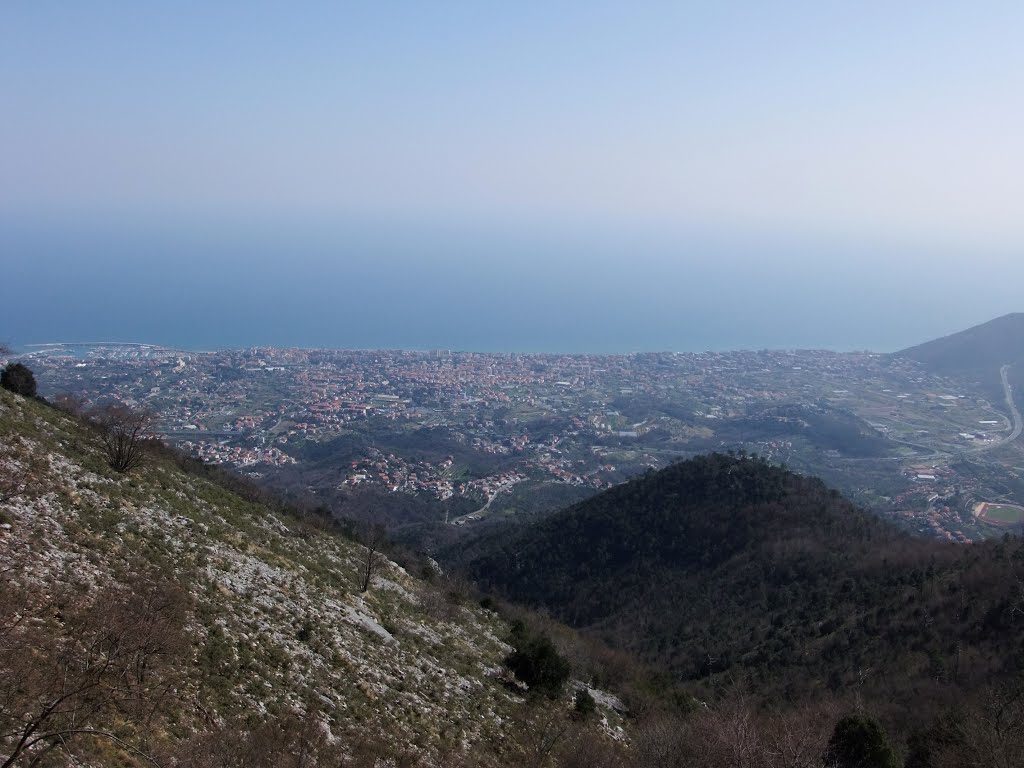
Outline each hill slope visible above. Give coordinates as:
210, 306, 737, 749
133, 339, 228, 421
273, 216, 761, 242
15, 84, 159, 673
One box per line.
895, 312, 1024, 380
0, 389, 620, 767
462, 453, 1024, 708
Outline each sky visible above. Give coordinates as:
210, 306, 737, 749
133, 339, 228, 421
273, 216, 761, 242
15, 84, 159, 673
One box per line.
2, 3, 1023, 352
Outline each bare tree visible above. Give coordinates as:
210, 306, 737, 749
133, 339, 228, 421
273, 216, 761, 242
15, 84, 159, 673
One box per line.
630, 714, 696, 768
508, 704, 575, 768
762, 702, 839, 768
555, 732, 628, 768
0, 574, 188, 767
691, 694, 764, 768
50, 392, 85, 417
358, 520, 388, 592
626, 691, 839, 768
171, 708, 345, 768
90, 403, 156, 473
947, 681, 1024, 768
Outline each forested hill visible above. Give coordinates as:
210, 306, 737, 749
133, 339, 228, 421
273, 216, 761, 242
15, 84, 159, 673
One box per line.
464, 453, 1024, 708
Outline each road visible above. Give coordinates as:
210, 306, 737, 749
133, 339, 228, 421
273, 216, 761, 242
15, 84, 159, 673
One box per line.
162, 430, 235, 439
448, 477, 525, 525
449, 492, 498, 526
967, 365, 1021, 456
1001, 364, 1023, 442
838, 365, 1022, 465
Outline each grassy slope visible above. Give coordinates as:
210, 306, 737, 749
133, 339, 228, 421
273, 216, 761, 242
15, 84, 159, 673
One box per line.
0, 389, 618, 766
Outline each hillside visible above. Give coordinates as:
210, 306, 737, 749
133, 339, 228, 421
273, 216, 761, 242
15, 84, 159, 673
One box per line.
6, 386, 1024, 767
461, 454, 1024, 713
0, 389, 624, 767
895, 312, 1024, 388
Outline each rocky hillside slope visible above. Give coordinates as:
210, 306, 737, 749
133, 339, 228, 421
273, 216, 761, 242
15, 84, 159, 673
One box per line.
0, 389, 621, 767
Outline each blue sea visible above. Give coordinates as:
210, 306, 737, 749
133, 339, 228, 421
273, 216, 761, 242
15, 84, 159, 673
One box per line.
3, 215, 1018, 354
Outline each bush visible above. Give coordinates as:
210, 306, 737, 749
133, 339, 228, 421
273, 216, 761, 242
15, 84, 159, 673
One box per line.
89, 403, 156, 473
1, 363, 37, 398
823, 713, 899, 768
573, 688, 597, 719
504, 622, 572, 700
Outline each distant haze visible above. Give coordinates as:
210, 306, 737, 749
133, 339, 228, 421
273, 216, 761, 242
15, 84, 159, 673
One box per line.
2, 4, 1023, 352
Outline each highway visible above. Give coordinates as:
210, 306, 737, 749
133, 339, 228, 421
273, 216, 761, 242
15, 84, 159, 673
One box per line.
837, 365, 1022, 465
961, 365, 1021, 457
999, 364, 1022, 442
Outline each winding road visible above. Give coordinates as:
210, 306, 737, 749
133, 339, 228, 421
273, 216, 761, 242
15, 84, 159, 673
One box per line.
448, 477, 525, 525
449, 492, 498, 526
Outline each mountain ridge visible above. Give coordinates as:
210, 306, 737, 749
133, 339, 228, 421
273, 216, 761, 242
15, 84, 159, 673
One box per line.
895, 312, 1024, 374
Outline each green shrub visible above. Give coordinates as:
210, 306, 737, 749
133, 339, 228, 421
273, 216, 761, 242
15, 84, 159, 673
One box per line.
504, 622, 571, 700
1, 363, 37, 398
573, 688, 597, 719
823, 713, 899, 768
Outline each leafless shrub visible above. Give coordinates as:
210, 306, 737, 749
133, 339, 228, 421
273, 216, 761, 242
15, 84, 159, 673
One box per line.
420, 571, 478, 621
761, 701, 840, 768
690, 694, 764, 768
172, 709, 347, 768
506, 704, 575, 768
89, 403, 157, 473
629, 714, 699, 768
419, 584, 460, 621
0, 573, 189, 767
358, 520, 387, 593
50, 392, 86, 417
943, 681, 1024, 768
554, 728, 628, 768
627, 694, 839, 768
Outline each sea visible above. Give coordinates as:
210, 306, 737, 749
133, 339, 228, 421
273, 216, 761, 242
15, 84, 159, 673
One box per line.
3, 215, 1019, 355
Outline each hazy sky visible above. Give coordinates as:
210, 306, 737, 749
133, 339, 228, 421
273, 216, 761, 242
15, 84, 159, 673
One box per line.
2, 3, 1023, 350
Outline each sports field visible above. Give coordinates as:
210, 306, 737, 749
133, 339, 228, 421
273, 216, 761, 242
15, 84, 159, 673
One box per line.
974, 502, 1024, 527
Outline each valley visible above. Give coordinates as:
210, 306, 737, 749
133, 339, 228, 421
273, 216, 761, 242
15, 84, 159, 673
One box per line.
8, 6, 1024, 764
4, 316, 1024, 766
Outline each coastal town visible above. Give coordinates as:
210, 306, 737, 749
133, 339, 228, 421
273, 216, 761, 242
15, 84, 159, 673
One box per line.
17, 342, 1024, 540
